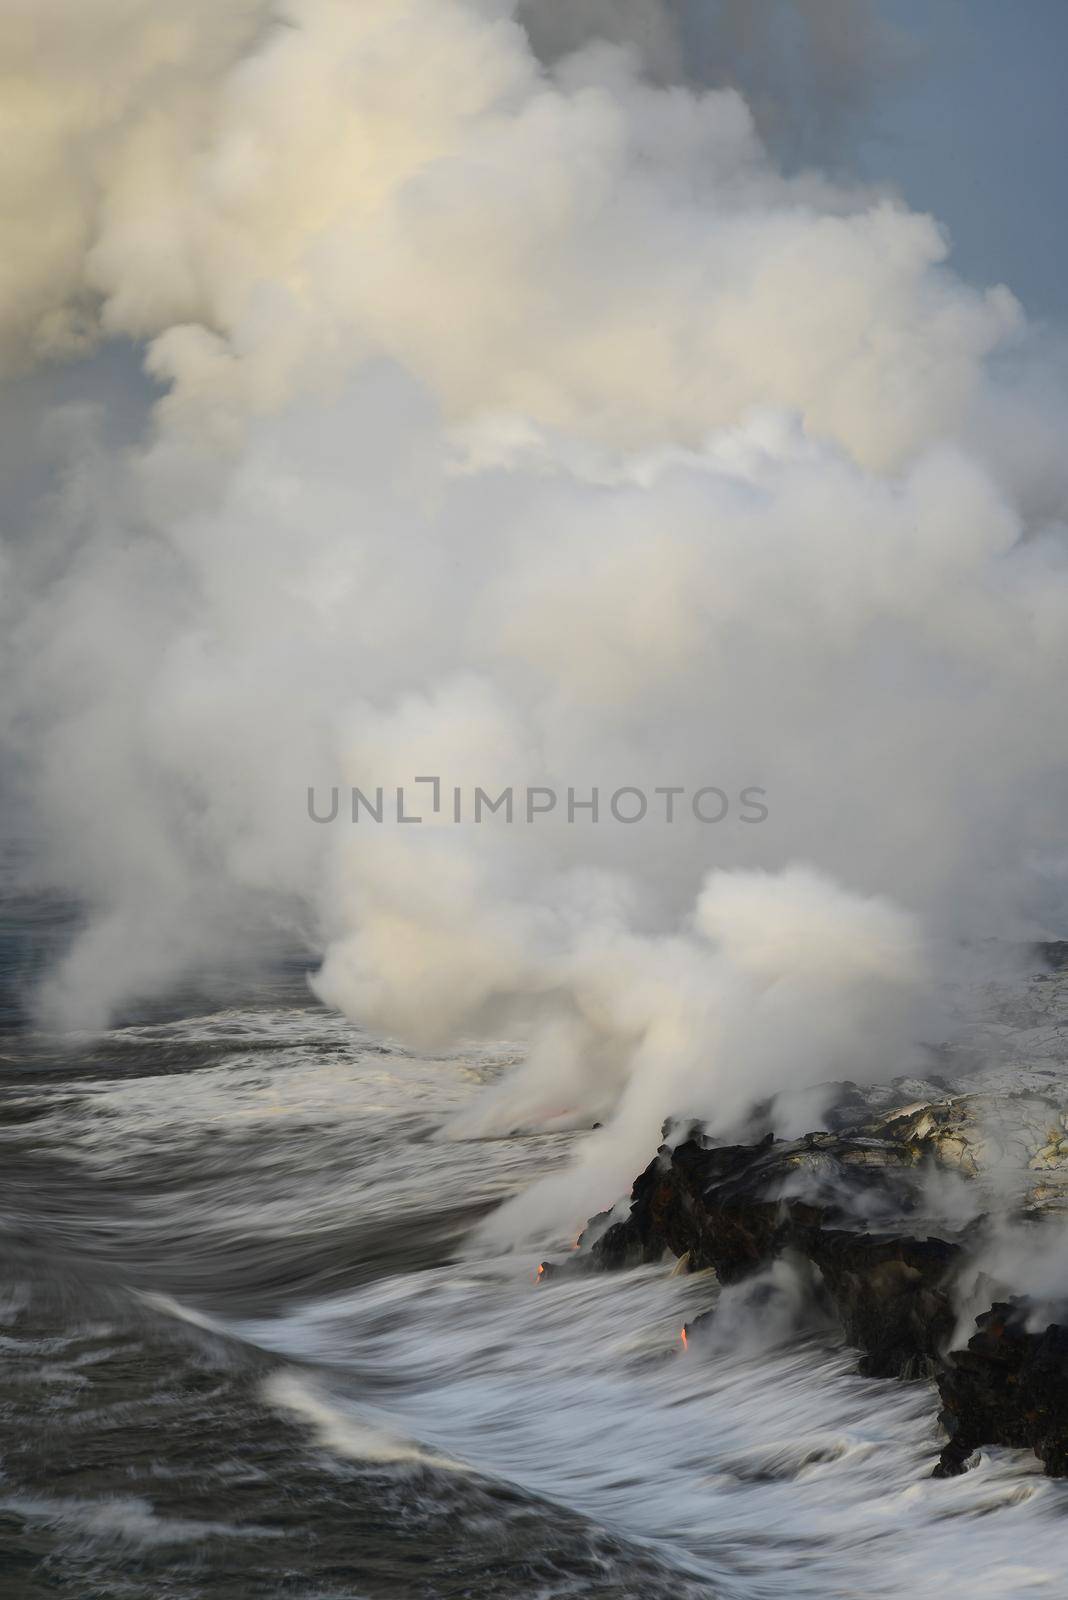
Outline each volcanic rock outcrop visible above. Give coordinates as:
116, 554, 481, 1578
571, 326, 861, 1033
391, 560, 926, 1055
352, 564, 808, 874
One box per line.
583, 1074, 1068, 1473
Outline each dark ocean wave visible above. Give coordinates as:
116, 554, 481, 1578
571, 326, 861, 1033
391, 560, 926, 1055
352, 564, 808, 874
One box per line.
1, 910, 1066, 1599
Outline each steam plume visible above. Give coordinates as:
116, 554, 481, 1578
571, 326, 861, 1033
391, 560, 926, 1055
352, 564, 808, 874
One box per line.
3, 0, 1068, 1235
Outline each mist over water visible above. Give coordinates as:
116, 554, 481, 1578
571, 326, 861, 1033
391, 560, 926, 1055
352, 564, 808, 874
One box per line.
2, 0, 1068, 1231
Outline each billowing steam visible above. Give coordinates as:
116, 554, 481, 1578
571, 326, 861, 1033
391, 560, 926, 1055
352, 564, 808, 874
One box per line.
4, 0, 1068, 1234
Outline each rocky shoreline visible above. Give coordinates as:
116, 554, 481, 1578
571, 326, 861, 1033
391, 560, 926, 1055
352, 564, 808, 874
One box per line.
569, 1060, 1068, 1478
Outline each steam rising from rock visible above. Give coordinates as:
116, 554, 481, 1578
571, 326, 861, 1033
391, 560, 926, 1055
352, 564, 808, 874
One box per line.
3, 0, 1068, 1233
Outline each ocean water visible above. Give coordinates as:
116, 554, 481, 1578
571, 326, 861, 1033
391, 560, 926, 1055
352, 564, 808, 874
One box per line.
1, 902, 1067, 1599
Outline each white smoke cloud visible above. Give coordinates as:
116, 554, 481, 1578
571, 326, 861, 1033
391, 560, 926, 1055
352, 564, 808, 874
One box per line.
4, 0, 1068, 1237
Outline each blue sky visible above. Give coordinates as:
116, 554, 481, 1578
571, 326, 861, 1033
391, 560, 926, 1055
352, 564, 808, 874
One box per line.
861, 0, 1068, 321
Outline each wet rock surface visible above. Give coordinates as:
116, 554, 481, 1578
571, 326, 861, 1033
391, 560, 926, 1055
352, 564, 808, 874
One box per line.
584, 982, 1068, 1476
590, 1125, 967, 1379
936, 1301, 1068, 1477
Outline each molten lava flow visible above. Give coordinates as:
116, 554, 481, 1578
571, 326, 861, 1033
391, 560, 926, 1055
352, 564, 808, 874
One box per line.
681, 1326, 688, 1351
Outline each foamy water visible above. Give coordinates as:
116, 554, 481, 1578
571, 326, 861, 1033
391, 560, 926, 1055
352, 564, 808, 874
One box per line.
2, 995, 1063, 1597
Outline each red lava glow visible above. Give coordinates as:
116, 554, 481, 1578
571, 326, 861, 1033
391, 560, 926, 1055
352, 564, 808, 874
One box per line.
680, 1326, 688, 1350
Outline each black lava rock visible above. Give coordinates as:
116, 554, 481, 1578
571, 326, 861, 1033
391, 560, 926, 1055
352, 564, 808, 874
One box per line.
935, 1300, 1068, 1476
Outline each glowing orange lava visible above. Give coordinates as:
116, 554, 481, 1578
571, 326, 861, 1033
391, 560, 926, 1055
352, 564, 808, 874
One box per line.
680, 1326, 688, 1350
